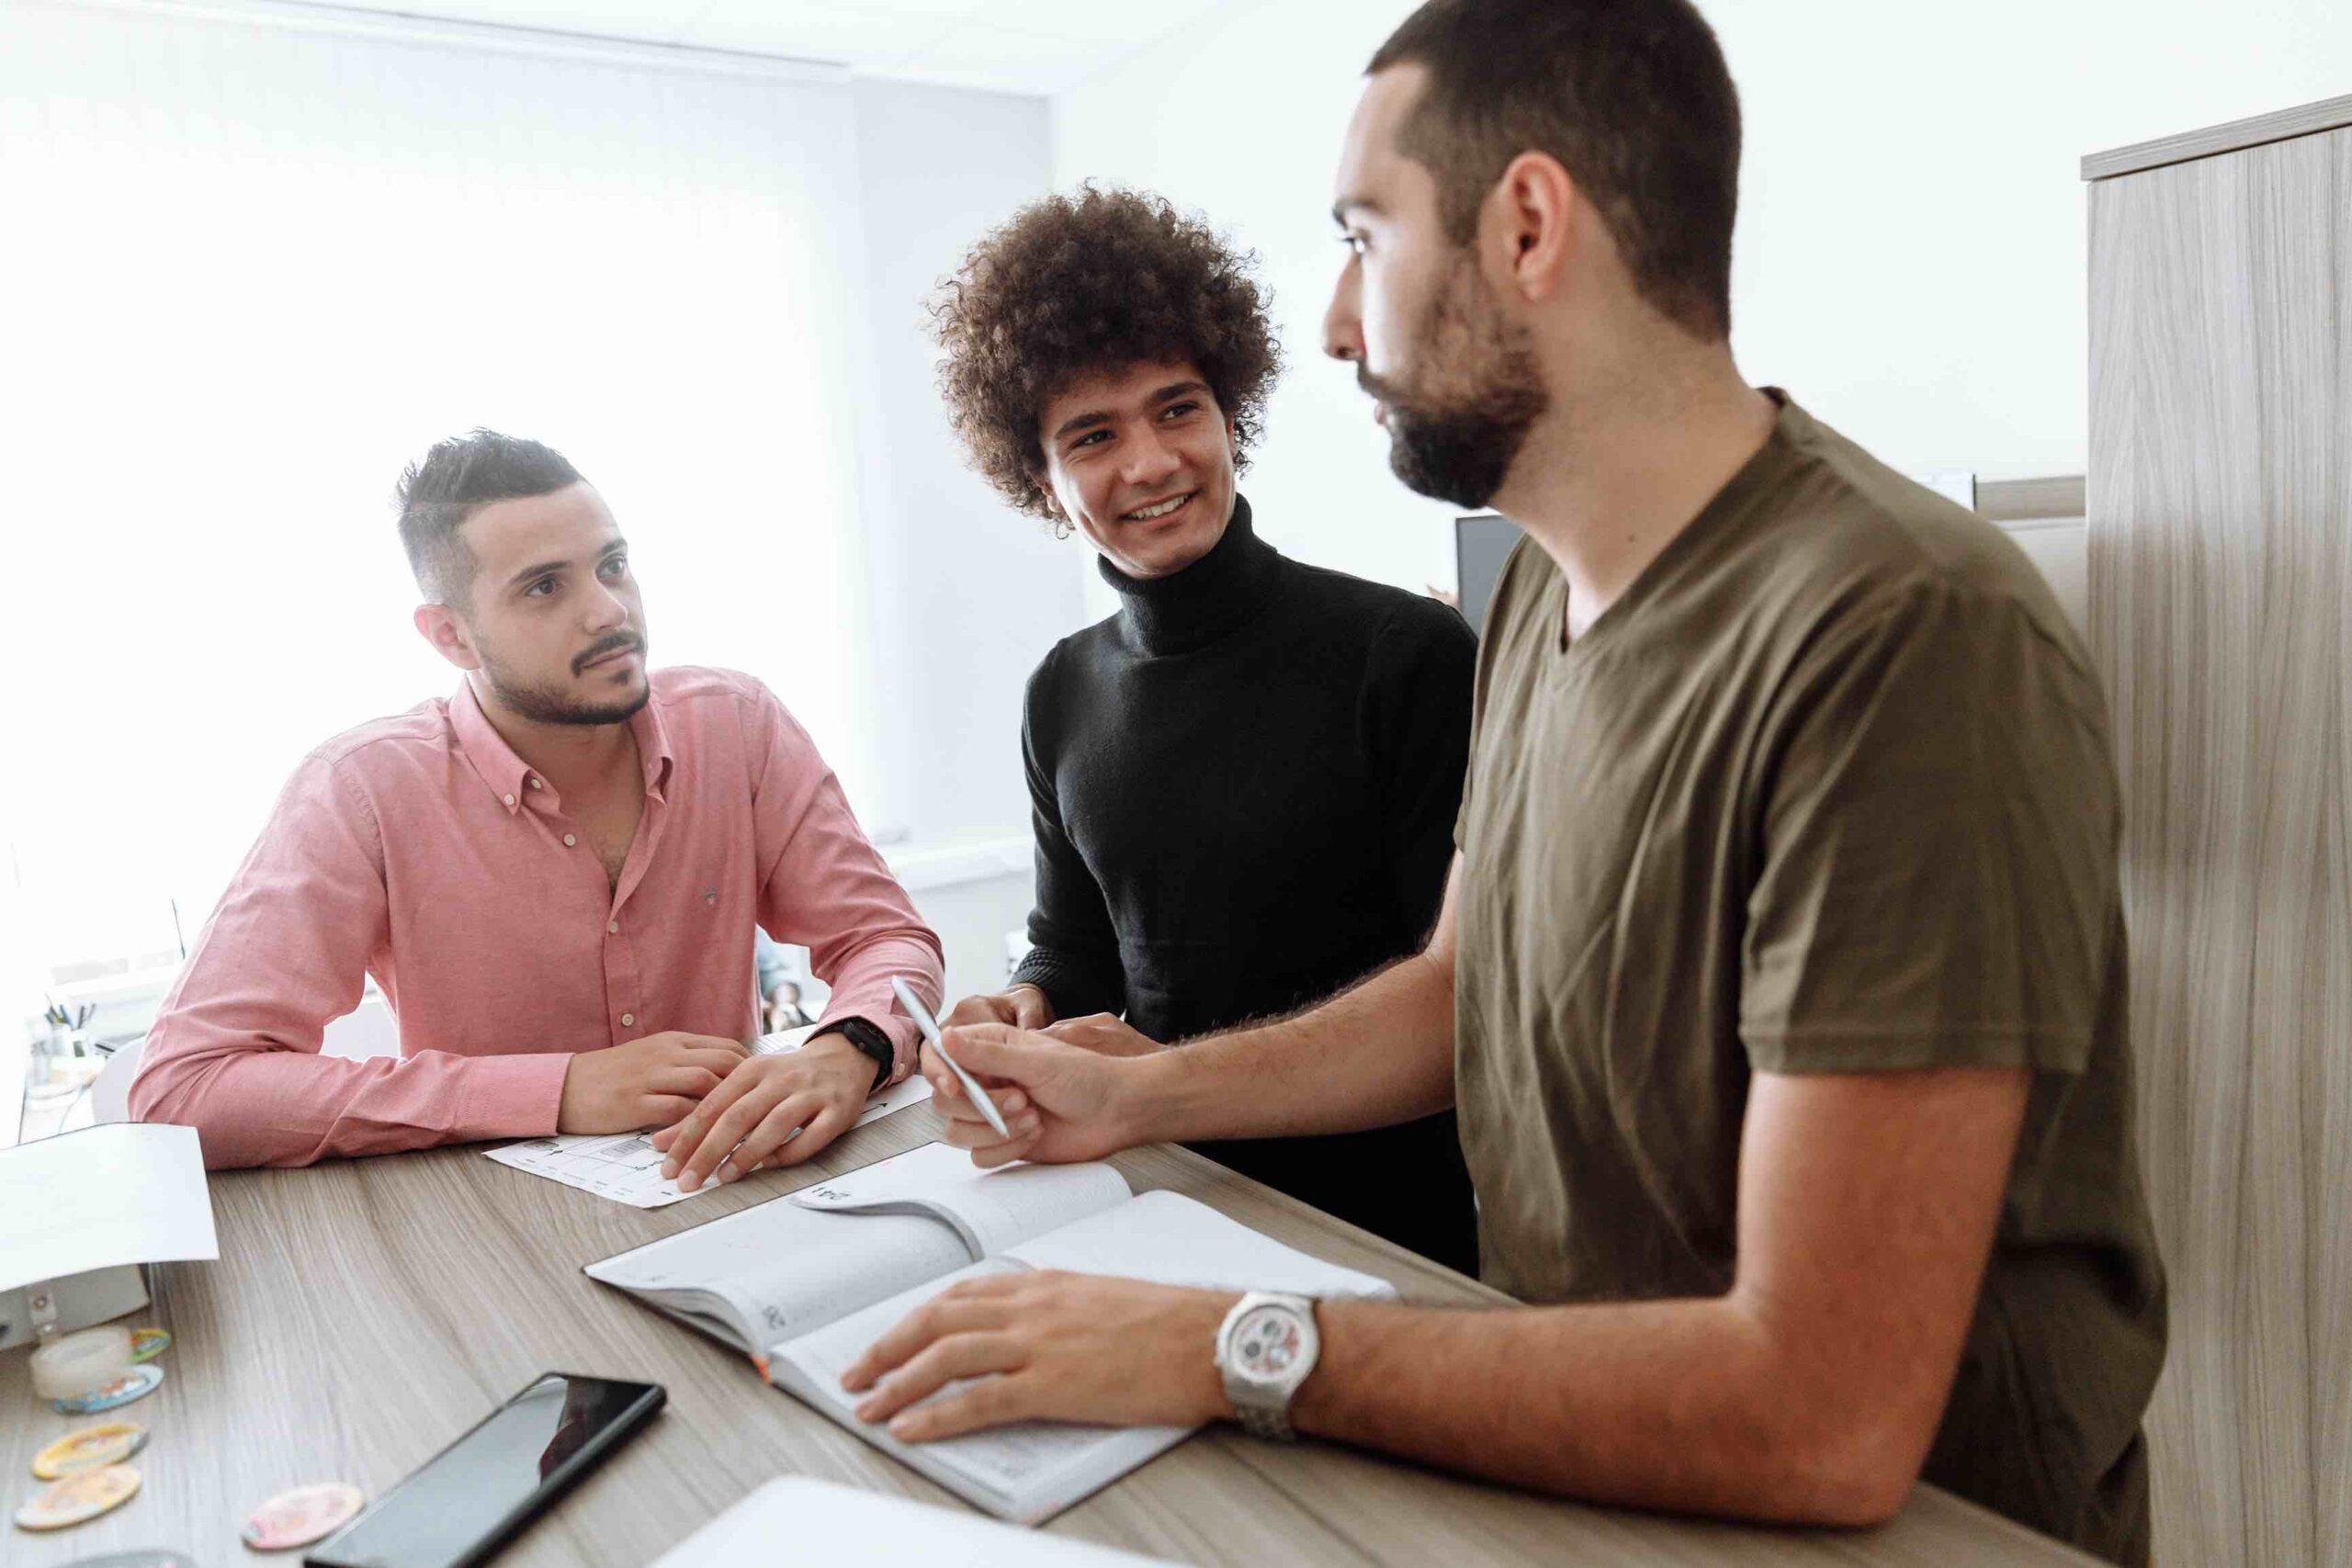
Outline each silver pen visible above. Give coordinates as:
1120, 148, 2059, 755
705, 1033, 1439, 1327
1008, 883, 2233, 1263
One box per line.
892, 977, 1011, 1139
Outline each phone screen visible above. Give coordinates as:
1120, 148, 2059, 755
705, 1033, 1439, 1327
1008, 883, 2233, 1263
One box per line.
308, 1373, 662, 1568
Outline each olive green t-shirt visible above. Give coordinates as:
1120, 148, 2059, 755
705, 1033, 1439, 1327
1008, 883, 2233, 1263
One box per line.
1453, 395, 2165, 1564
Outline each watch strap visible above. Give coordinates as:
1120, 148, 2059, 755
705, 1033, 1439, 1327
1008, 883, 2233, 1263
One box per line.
827, 1016, 894, 1094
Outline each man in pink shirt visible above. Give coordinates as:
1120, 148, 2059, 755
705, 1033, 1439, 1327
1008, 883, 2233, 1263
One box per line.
131, 429, 944, 1172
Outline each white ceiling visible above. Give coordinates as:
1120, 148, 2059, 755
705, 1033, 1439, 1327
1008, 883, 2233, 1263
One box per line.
303, 0, 1256, 95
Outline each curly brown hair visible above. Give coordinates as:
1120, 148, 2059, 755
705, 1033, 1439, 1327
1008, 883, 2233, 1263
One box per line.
928, 186, 1283, 520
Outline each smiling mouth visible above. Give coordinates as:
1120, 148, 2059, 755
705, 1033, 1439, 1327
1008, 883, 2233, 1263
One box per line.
1121, 491, 1196, 524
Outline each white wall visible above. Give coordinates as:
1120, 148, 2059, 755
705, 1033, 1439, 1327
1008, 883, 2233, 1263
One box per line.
852, 79, 1078, 851
851, 79, 1069, 997
1052, 0, 2352, 594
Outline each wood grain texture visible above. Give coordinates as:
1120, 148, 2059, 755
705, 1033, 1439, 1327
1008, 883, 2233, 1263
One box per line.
2083, 92, 2352, 182
2087, 119, 2352, 1568
1977, 474, 2086, 523
1, 1108, 2098, 1566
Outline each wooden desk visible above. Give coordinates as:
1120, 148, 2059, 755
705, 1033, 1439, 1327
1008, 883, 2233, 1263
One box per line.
2, 1109, 2097, 1566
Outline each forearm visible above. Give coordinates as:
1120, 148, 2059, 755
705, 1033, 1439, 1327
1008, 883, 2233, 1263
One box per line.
808, 927, 944, 1081
1293, 1293, 1915, 1529
131, 1031, 568, 1168
1126, 948, 1455, 1145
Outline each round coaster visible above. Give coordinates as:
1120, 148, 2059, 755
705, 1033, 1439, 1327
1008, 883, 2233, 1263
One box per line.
127, 1328, 171, 1365
241, 1482, 365, 1551
51, 1365, 163, 1416
32, 1422, 149, 1480
13, 1465, 141, 1531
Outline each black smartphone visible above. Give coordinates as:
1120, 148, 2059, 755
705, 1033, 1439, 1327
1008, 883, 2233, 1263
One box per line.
305, 1372, 664, 1568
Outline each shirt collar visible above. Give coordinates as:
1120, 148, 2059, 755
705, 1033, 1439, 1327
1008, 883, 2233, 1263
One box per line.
448, 678, 674, 813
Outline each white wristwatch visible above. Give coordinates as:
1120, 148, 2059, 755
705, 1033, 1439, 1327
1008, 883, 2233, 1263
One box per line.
1216, 1291, 1320, 1441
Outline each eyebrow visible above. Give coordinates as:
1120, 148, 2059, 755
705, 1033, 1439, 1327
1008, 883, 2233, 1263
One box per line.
1049, 380, 1212, 443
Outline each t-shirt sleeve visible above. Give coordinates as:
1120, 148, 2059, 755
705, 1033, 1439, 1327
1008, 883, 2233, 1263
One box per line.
1740, 581, 2119, 1076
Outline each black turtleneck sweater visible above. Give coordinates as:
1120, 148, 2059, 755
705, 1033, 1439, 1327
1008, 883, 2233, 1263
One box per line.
1010, 498, 1479, 1272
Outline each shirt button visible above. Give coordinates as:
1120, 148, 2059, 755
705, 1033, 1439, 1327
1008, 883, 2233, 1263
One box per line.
563, 833, 577, 847
607, 920, 619, 934
503, 794, 515, 807
527, 777, 541, 789
620, 1012, 635, 1027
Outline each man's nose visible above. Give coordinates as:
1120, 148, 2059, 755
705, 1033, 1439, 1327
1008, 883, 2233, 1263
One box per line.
1122, 429, 1182, 488
584, 580, 630, 630
1324, 262, 1364, 363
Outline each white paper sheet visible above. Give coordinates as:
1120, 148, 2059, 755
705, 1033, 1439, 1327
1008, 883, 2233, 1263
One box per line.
650, 1475, 1179, 1567
487, 1072, 933, 1208
0, 1122, 218, 1292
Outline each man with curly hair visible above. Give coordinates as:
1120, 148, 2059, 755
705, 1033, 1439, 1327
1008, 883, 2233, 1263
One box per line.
928, 184, 1479, 1272
852, 2, 2162, 1562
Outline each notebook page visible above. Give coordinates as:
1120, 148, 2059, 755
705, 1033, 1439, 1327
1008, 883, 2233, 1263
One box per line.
586, 1197, 971, 1347
1006, 1190, 1399, 1300
775, 1261, 1187, 1513
650, 1475, 1180, 1566
790, 1142, 1131, 1258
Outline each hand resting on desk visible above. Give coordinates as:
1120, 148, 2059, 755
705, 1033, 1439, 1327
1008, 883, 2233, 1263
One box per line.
651, 1030, 881, 1191
557, 1031, 748, 1134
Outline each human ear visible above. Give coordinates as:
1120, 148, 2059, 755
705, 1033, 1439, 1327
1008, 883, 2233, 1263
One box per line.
1486, 151, 1577, 303
413, 602, 481, 671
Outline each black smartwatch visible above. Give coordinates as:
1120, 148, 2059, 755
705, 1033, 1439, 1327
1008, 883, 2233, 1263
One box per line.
827, 1016, 895, 1094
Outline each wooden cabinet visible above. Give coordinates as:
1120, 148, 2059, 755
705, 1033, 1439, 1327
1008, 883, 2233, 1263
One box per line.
2085, 96, 2352, 1568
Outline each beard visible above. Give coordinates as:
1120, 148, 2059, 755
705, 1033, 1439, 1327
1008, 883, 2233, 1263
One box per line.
1361, 254, 1550, 510
478, 630, 651, 727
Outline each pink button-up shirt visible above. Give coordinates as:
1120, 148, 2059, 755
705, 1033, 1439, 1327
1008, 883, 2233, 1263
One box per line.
130, 667, 943, 1169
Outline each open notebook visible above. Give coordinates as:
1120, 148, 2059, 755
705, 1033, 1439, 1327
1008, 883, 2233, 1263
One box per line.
585, 1142, 1395, 1523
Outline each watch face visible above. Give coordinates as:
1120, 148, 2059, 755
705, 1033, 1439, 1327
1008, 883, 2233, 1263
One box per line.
1232, 1303, 1306, 1382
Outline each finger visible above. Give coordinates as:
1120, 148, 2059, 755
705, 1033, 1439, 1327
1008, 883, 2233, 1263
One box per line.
938, 1023, 1059, 1086
678, 1078, 798, 1191
939, 995, 1009, 1030
664, 1071, 778, 1188
888, 1371, 1036, 1443
649, 1066, 725, 1100
639, 1094, 701, 1129
840, 1289, 1021, 1392
937, 1104, 1041, 1151
681, 1046, 754, 1077
922, 1043, 967, 1104
1012, 991, 1054, 1031
676, 1033, 752, 1057
713, 1092, 825, 1181
968, 1126, 1046, 1169
767, 1102, 852, 1169
853, 1332, 1027, 1425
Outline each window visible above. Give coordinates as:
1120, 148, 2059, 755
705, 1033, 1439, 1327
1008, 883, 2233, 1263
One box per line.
1, 2, 886, 994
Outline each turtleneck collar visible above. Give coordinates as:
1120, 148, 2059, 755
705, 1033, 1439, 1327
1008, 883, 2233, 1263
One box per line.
1097, 495, 1282, 657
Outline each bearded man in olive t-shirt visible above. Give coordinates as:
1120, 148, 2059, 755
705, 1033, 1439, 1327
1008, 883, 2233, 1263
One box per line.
842, 5, 2166, 1563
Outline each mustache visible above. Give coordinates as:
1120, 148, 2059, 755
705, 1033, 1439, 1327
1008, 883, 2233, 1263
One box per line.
1356, 365, 1397, 402
572, 632, 642, 675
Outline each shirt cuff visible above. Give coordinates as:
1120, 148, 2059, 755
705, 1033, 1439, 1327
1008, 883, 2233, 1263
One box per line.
458, 1051, 573, 1140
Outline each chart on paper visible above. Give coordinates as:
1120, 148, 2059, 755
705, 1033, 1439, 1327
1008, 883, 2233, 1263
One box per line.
487, 1072, 933, 1208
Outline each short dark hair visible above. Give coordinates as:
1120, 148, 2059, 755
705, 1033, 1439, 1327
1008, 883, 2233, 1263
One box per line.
394, 429, 582, 604
1368, 0, 1741, 341
929, 185, 1283, 519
